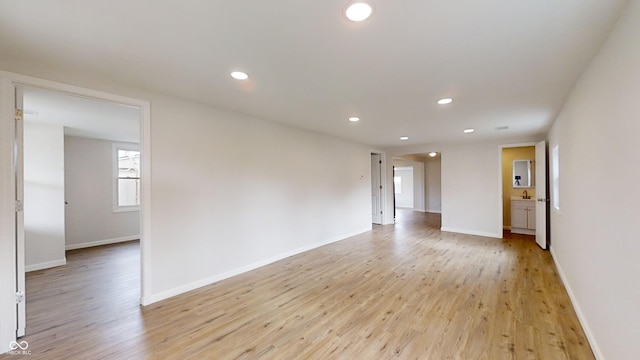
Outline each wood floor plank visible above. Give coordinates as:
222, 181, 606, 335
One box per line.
1, 210, 594, 359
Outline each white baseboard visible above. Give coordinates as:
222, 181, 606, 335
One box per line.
550, 247, 604, 360
426, 209, 442, 214
65, 235, 139, 250
142, 227, 371, 305
26, 258, 66, 272
440, 227, 502, 239
511, 228, 535, 235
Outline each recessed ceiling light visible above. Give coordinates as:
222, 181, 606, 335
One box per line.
230, 71, 248, 80
428, 152, 437, 157
463, 128, 475, 134
400, 136, 409, 141
349, 117, 360, 122
346, 2, 373, 22
437, 98, 453, 105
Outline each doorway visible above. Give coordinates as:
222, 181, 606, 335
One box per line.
394, 166, 414, 209
2, 73, 151, 343
371, 153, 383, 225
500, 142, 549, 249
21, 86, 143, 336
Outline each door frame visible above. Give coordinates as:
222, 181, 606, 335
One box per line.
534, 140, 549, 249
14, 87, 25, 337
0, 71, 152, 351
498, 142, 538, 237
370, 153, 383, 225
370, 150, 391, 225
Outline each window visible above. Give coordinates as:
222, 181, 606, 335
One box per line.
114, 144, 140, 211
551, 144, 560, 210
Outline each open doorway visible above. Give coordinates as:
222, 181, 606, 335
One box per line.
371, 153, 383, 225
392, 157, 426, 211
20, 86, 143, 336
394, 166, 414, 209
1, 73, 150, 346
391, 153, 441, 224
501, 144, 536, 239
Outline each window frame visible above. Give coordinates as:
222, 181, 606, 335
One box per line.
113, 143, 141, 212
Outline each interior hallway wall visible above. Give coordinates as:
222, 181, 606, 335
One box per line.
425, 157, 442, 213
394, 167, 414, 208
64, 136, 140, 249
23, 122, 66, 271
547, 1, 640, 358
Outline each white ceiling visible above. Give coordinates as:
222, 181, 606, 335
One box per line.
23, 87, 140, 143
0, 1, 629, 147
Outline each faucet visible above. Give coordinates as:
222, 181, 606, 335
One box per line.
522, 190, 528, 199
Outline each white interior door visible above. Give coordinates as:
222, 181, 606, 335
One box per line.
371, 154, 382, 224
14, 87, 26, 337
535, 140, 548, 249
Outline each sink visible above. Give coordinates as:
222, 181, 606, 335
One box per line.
511, 196, 534, 201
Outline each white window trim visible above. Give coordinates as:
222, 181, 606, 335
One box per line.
113, 142, 140, 212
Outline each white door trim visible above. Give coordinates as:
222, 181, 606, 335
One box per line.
14, 86, 25, 337
534, 140, 548, 249
371, 154, 383, 224
370, 150, 392, 224
0, 72, 153, 319
0, 76, 18, 353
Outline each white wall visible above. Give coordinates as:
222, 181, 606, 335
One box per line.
425, 157, 441, 213
64, 136, 140, 249
547, 1, 640, 358
394, 167, 414, 208
149, 97, 372, 300
412, 162, 425, 212
440, 142, 503, 238
23, 122, 66, 271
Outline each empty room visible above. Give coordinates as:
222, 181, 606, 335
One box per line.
1, 1, 638, 359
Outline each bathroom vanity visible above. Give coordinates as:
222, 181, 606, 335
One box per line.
511, 198, 536, 235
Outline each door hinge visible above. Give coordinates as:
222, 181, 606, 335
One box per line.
15, 200, 23, 212
379, 185, 382, 189
380, 211, 383, 214
379, 160, 382, 164
16, 291, 24, 303
15, 109, 23, 121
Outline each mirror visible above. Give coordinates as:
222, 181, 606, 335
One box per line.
513, 160, 533, 188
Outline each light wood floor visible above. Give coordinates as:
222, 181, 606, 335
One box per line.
4, 210, 593, 359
